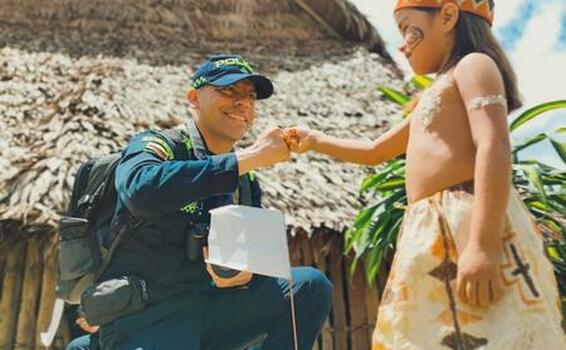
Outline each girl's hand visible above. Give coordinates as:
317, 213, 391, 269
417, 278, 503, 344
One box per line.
283, 127, 319, 154
456, 243, 504, 307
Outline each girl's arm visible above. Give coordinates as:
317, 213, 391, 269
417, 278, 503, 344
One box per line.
288, 116, 410, 166
454, 53, 511, 307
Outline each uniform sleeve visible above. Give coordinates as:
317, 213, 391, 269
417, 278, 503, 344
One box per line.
115, 131, 239, 217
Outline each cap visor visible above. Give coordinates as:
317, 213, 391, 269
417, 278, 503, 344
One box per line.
208, 73, 274, 99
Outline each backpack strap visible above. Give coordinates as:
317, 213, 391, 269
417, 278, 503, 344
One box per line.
238, 174, 253, 206
79, 153, 122, 220
95, 128, 192, 280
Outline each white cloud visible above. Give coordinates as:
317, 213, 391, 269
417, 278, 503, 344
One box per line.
506, 1, 566, 168
512, 2, 566, 105
493, 0, 525, 30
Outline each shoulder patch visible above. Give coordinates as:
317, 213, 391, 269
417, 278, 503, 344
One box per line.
143, 136, 174, 160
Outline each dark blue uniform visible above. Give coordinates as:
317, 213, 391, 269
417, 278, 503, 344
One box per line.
68, 120, 332, 350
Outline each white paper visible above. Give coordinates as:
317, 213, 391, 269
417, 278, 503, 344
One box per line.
40, 298, 65, 346
207, 205, 291, 279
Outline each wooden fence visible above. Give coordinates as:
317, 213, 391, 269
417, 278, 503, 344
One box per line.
0, 230, 388, 350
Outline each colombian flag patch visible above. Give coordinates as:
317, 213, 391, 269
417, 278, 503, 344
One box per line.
143, 136, 174, 160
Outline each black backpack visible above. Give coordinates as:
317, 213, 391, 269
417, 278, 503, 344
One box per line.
56, 129, 185, 305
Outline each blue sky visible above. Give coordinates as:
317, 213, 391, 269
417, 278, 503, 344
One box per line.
350, 0, 566, 169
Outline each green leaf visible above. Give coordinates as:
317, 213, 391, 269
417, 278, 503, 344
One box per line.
510, 100, 566, 132
377, 87, 411, 106
525, 199, 549, 212
519, 164, 549, 206
360, 172, 390, 193
351, 205, 378, 230
411, 75, 433, 90
549, 138, 566, 164
512, 133, 547, 154
548, 194, 566, 212
365, 243, 384, 285
375, 177, 406, 191
345, 205, 378, 253
548, 246, 562, 261
539, 218, 564, 236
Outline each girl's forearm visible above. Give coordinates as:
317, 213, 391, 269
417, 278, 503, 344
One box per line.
311, 117, 410, 166
469, 142, 511, 250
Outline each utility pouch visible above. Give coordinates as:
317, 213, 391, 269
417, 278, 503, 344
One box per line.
186, 230, 206, 261
57, 217, 100, 304
80, 276, 149, 326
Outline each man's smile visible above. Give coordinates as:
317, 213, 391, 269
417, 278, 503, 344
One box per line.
224, 112, 248, 123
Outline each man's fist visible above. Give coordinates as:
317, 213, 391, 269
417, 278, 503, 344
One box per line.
283, 127, 318, 154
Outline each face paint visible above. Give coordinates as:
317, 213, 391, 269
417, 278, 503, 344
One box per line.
404, 25, 424, 58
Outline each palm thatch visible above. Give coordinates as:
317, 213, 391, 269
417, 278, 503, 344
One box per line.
0, 46, 402, 237
0, 0, 394, 68
0, 0, 403, 240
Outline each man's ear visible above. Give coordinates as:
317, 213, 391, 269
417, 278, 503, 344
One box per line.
187, 88, 199, 109
439, 2, 459, 32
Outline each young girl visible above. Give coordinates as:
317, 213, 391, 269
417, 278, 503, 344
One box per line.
286, 1, 566, 349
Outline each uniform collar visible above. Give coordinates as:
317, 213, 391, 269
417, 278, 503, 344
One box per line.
186, 119, 236, 160
186, 119, 212, 160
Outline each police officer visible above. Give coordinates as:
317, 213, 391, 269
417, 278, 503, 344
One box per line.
66, 54, 332, 350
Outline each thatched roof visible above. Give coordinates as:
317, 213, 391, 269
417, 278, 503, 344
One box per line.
0, 1, 404, 238
0, 47, 402, 235
0, 0, 394, 66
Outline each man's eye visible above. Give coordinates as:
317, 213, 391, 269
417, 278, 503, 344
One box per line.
219, 88, 236, 96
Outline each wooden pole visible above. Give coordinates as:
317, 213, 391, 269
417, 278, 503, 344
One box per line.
364, 277, 379, 345
327, 238, 347, 350
15, 237, 42, 349
309, 233, 333, 350
299, 235, 314, 266
346, 254, 370, 350
288, 232, 302, 267
0, 240, 26, 349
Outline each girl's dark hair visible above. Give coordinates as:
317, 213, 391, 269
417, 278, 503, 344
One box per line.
419, 8, 522, 112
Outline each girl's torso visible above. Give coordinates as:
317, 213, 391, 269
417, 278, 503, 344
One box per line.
405, 73, 478, 203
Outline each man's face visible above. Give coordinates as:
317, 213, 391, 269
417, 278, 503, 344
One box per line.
193, 79, 257, 144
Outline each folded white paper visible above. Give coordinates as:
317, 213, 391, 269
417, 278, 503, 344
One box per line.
207, 205, 291, 279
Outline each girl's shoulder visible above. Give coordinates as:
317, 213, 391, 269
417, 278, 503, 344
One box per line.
453, 53, 501, 81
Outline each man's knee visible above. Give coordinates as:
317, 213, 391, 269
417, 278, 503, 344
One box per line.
66, 335, 92, 350
295, 267, 333, 310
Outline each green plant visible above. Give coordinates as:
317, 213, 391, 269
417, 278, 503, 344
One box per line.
346, 78, 566, 297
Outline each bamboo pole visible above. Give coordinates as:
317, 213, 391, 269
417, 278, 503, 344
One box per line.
346, 255, 369, 350
309, 233, 334, 350
0, 240, 26, 349
288, 233, 302, 267
36, 240, 58, 350
299, 235, 314, 266
364, 277, 379, 345
15, 237, 42, 349
327, 242, 347, 350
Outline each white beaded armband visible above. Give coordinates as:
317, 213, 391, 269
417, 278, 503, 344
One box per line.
467, 94, 507, 112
